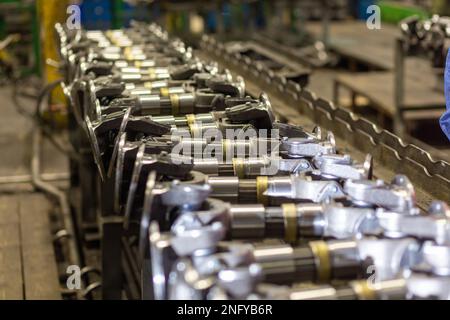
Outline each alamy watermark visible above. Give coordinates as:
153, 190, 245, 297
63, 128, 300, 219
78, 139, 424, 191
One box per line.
66, 265, 81, 290
64, 4, 381, 31
366, 5, 381, 30
366, 264, 377, 287
66, 5, 81, 30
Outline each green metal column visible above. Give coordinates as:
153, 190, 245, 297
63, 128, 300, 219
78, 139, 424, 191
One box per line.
112, 0, 124, 29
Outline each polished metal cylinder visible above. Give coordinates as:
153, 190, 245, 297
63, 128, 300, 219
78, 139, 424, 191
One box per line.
267, 176, 293, 199
189, 122, 219, 137
288, 285, 356, 300
207, 176, 239, 203
120, 73, 143, 82
295, 204, 325, 238
327, 240, 366, 280
176, 93, 195, 114
237, 179, 258, 203
151, 115, 176, 126
224, 203, 325, 242
217, 163, 234, 176
248, 240, 368, 286
229, 204, 266, 239
252, 244, 316, 285
129, 88, 153, 96
139, 95, 161, 113
192, 158, 219, 176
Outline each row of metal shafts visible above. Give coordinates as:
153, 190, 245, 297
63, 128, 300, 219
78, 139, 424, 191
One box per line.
55, 21, 450, 300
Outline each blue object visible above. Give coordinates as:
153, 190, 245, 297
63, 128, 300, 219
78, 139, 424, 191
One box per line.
122, 2, 153, 27
122, 2, 134, 27
80, 0, 113, 30
242, 2, 250, 29
206, 10, 218, 33
357, 0, 376, 20
440, 49, 450, 141
255, 0, 266, 29
222, 3, 232, 32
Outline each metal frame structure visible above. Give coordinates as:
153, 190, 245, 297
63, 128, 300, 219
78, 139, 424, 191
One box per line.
200, 35, 450, 206
394, 37, 447, 136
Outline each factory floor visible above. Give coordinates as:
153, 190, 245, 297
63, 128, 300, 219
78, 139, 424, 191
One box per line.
0, 85, 68, 299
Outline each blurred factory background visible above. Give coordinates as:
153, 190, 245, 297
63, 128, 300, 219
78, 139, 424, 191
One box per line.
1, 0, 449, 153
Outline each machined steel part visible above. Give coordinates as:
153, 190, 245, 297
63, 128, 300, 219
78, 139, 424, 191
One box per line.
143, 180, 444, 300
159, 229, 420, 300
206, 174, 345, 204
57, 22, 450, 301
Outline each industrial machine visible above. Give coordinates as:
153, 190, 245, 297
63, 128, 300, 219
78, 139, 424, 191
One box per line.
55, 21, 450, 300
